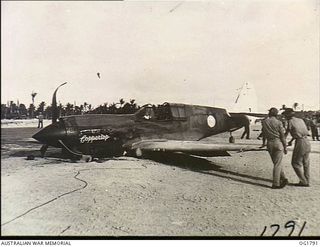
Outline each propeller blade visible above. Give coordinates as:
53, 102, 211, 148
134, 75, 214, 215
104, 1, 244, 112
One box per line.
58, 140, 92, 162
52, 82, 67, 123
58, 139, 82, 156
40, 144, 49, 157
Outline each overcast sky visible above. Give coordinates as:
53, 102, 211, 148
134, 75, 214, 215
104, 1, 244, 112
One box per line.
2, 0, 319, 111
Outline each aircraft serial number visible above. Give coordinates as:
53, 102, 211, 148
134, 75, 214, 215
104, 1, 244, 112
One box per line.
260, 220, 307, 237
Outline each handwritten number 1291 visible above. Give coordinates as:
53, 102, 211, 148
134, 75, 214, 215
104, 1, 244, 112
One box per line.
260, 221, 306, 236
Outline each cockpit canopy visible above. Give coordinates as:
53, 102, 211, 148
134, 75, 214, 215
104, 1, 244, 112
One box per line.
135, 103, 187, 121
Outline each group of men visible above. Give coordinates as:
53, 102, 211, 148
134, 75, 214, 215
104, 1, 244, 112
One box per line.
262, 108, 311, 189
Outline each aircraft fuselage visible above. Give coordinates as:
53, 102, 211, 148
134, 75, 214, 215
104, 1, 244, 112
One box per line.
33, 103, 249, 157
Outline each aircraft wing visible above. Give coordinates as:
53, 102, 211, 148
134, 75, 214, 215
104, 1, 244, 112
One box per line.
130, 140, 264, 157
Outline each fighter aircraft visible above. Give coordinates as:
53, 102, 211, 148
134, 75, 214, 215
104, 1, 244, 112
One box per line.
32, 83, 261, 162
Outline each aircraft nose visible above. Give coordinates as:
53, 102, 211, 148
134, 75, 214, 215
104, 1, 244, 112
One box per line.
32, 124, 66, 144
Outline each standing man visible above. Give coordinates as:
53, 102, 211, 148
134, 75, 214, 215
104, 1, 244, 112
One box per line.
283, 108, 311, 187
38, 112, 44, 128
262, 108, 288, 189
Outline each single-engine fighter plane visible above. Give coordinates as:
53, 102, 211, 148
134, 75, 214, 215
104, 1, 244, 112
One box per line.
33, 83, 262, 162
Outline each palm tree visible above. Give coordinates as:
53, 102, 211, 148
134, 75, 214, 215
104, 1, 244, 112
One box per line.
109, 103, 117, 114
129, 99, 138, 112
83, 102, 88, 113
44, 105, 52, 119
28, 104, 36, 119
119, 98, 125, 108
30, 91, 37, 118
58, 103, 65, 117
79, 104, 84, 115
293, 102, 299, 110
19, 104, 28, 117
65, 103, 74, 116
31, 91, 37, 105
36, 101, 46, 115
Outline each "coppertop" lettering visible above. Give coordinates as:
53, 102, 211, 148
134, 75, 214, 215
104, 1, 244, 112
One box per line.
80, 134, 110, 143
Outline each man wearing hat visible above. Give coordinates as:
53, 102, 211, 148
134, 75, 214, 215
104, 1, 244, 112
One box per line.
262, 107, 288, 189
283, 108, 311, 187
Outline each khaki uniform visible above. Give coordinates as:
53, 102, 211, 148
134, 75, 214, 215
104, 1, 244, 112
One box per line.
287, 117, 311, 185
262, 117, 287, 187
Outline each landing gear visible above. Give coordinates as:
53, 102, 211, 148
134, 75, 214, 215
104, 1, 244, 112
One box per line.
40, 144, 49, 157
229, 133, 235, 143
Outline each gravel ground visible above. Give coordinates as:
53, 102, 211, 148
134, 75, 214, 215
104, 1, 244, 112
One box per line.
1, 127, 319, 237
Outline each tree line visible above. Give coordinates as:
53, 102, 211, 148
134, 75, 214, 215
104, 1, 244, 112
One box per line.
2, 100, 319, 120
1, 98, 140, 119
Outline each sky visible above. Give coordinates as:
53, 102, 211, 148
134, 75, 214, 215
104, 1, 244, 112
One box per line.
2, 0, 319, 112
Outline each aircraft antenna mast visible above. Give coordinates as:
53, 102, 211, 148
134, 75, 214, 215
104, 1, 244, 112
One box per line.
235, 84, 244, 104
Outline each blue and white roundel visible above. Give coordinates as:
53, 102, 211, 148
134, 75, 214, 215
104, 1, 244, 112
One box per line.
207, 115, 216, 128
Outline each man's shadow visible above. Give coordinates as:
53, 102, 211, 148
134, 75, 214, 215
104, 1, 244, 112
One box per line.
146, 152, 272, 189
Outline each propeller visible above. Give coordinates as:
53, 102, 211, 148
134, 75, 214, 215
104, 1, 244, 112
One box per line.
52, 82, 67, 123
34, 82, 90, 161
34, 82, 66, 158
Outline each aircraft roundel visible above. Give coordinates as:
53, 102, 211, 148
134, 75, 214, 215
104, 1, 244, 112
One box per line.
207, 115, 216, 128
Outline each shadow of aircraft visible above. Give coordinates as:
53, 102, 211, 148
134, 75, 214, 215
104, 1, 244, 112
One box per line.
146, 152, 272, 189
